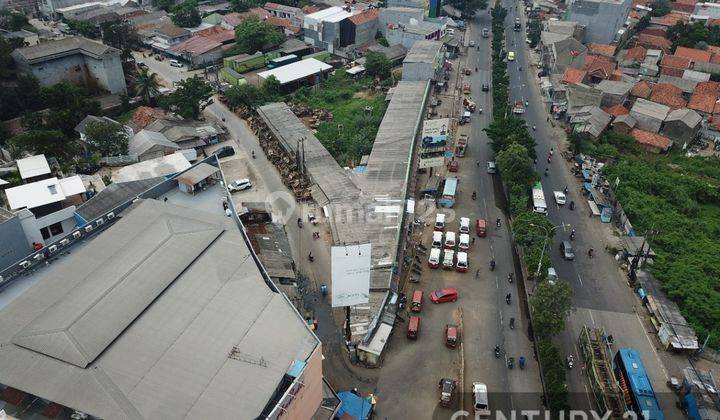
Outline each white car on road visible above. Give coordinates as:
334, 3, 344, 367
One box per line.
553, 191, 566, 205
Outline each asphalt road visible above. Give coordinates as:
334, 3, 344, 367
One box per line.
500, 0, 683, 415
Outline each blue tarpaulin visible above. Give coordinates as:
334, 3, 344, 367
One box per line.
336, 391, 372, 420
583, 182, 593, 192
582, 169, 591, 181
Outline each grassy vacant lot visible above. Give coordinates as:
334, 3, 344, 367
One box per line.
292, 70, 387, 166
604, 154, 720, 349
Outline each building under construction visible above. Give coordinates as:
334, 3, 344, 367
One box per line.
578, 325, 626, 418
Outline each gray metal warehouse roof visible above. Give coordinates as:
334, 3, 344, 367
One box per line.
403, 40, 443, 64
0, 199, 317, 419
257, 102, 360, 204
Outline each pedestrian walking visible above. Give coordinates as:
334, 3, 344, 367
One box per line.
475, 269, 480, 278
476, 160, 481, 167
472, 237, 476, 245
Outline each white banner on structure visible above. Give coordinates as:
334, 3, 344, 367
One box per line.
331, 243, 371, 307
419, 156, 446, 168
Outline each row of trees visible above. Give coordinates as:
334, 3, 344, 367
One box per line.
667, 21, 720, 51
487, 4, 572, 412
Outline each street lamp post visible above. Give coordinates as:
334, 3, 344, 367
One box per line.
529, 222, 568, 285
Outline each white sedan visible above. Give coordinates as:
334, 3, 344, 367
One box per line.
553, 191, 567, 205
228, 178, 252, 192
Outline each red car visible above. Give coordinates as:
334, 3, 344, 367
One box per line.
448, 160, 459, 172
445, 324, 459, 348
430, 288, 458, 303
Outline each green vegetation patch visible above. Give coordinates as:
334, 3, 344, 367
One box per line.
292, 70, 387, 166
604, 154, 720, 349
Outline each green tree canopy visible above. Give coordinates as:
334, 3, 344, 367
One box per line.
261, 75, 281, 99
365, 51, 392, 80
171, 0, 201, 28
101, 21, 140, 58
8, 130, 78, 161
530, 280, 573, 337
0, 9, 29, 31
444, 0, 487, 16
160, 75, 213, 119
649, 0, 671, 17
152, 0, 176, 11
233, 15, 284, 53
83, 120, 129, 156
66, 19, 98, 38
484, 117, 537, 158
135, 69, 161, 104
226, 83, 264, 108
496, 142, 536, 189
41, 82, 101, 137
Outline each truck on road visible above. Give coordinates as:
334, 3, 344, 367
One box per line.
455, 134, 468, 157
512, 100, 525, 114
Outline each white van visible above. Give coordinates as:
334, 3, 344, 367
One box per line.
444, 231, 456, 249
442, 250, 455, 269
459, 233, 470, 250
456, 252, 468, 272
435, 213, 446, 231
169, 59, 183, 68
428, 248, 441, 268
432, 231, 443, 248
473, 382, 490, 416
459, 217, 470, 234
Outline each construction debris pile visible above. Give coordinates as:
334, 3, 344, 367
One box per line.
288, 103, 333, 130
223, 99, 313, 201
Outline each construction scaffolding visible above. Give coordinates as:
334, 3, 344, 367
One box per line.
578, 325, 626, 418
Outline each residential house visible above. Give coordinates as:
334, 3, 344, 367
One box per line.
671, 0, 697, 14
113, 153, 191, 183
650, 11, 689, 28
661, 54, 691, 77
630, 98, 671, 132
630, 80, 653, 99
662, 108, 702, 145
566, 83, 603, 114
674, 46, 712, 68
145, 118, 221, 149
0, 208, 34, 269
636, 33, 672, 53
691, 2, 720, 23
612, 113, 637, 134
171, 27, 236, 68
588, 43, 616, 58
649, 83, 688, 109
366, 43, 408, 65
545, 37, 587, 75
3, 174, 86, 245
683, 69, 711, 82
596, 80, 633, 107
129, 130, 179, 161
619, 45, 647, 67
257, 58, 333, 90
561, 67, 587, 85
150, 22, 191, 53
605, 103, 630, 117
385, 20, 445, 50
11, 37, 127, 95
583, 54, 617, 83
303, 6, 358, 53
16, 154, 52, 183
74, 115, 134, 155
264, 2, 304, 26
0, 29, 39, 46
688, 80, 720, 115
379, 7, 425, 36
657, 74, 699, 94
221, 12, 249, 29
630, 128, 673, 152
345, 9, 379, 49
565, 0, 632, 44
401, 40, 444, 82
640, 48, 663, 76
569, 105, 612, 139
546, 20, 586, 42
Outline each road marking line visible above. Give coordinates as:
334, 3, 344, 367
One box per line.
635, 310, 670, 379
588, 309, 596, 326
577, 273, 583, 286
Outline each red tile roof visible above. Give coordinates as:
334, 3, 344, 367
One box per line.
172, 36, 222, 56
561, 67, 586, 85
302, 4, 324, 13
250, 7, 271, 19
624, 46, 647, 62
688, 93, 719, 114
631, 80, 653, 98
630, 128, 672, 150
222, 12, 250, 27
710, 113, 720, 130
589, 43, 616, 57
640, 27, 668, 38
675, 46, 712, 63
637, 33, 672, 51
654, 12, 689, 27
584, 54, 616, 79
348, 8, 379, 25
605, 104, 630, 117
195, 26, 235, 43
660, 54, 690, 77
695, 81, 720, 95
709, 18, 720, 26
649, 83, 687, 109
671, 0, 696, 13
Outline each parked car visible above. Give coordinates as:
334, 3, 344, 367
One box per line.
444, 231, 456, 249
213, 146, 235, 158
430, 288, 458, 303
435, 213, 446, 231
560, 240, 575, 260
438, 378, 458, 407
407, 315, 420, 339
553, 191, 566, 205
228, 178, 252, 192
459, 217, 470, 234
547, 267, 558, 283
448, 160, 459, 172
428, 248, 441, 269
469, 40, 476, 47
482, 82, 489, 92
476, 218, 487, 237
458, 233, 470, 250
473, 382, 490, 415
456, 251, 468, 272
169, 59, 183, 68
445, 324, 459, 348
432, 231, 443, 248
442, 249, 455, 269
411, 290, 423, 312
